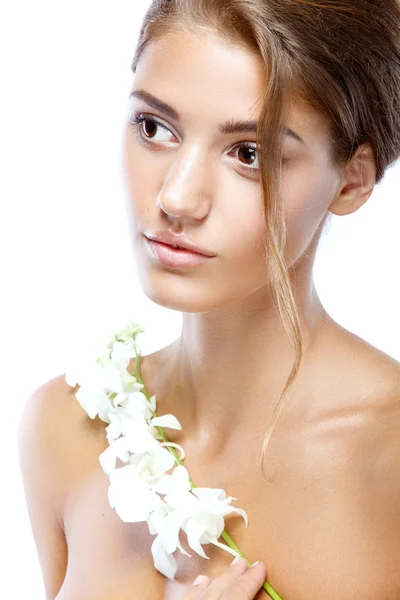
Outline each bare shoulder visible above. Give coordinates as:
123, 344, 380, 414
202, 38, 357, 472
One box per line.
321, 317, 400, 454
17, 365, 126, 529
318, 316, 400, 406
17, 374, 99, 522
18, 375, 79, 477
17, 368, 128, 599
330, 321, 400, 566
17, 350, 155, 517
298, 320, 400, 596
17, 373, 86, 599
357, 346, 400, 594
346, 326, 400, 493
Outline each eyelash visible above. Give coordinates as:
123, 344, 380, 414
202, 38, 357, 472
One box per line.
128, 112, 261, 175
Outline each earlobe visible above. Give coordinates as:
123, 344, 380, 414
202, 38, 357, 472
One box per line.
328, 142, 377, 216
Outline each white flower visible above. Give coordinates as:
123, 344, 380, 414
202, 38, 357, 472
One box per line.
147, 465, 246, 579
74, 362, 112, 420
99, 411, 183, 474
100, 419, 158, 474
108, 463, 163, 522
104, 391, 154, 443
129, 445, 175, 493
99, 343, 143, 396
106, 321, 144, 348
65, 322, 249, 584
65, 343, 144, 425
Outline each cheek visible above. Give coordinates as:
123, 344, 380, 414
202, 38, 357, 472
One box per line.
218, 181, 266, 266
282, 161, 338, 265
122, 131, 156, 224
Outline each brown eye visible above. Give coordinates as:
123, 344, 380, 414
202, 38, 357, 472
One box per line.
141, 117, 158, 139
128, 113, 174, 143
230, 143, 259, 172
237, 145, 258, 167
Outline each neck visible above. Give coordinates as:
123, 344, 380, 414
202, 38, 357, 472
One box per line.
152, 277, 329, 458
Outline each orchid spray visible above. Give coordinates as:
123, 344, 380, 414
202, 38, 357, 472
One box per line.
65, 322, 282, 599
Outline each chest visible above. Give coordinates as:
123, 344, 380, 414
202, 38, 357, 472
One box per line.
56, 422, 394, 600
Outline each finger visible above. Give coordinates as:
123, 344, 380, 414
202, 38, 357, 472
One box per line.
196, 557, 250, 598
220, 560, 267, 600
182, 575, 212, 599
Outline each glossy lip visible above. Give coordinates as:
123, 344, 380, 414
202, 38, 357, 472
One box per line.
144, 230, 216, 257
144, 237, 215, 269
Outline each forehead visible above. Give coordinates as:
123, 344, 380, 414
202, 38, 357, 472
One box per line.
132, 29, 330, 144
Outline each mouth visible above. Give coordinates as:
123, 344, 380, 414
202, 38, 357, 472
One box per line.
144, 237, 216, 268
144, 230, 216, 257
156, 240, 208, 256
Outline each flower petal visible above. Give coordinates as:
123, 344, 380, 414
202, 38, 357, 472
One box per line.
111, 341, 131, 369
103, 363, 125, 394
157, 510, 187, 554
75, 385, 100, 419
186, 518, 210, 559
105, 414, 122, 443
204, 533, 240, 558
151, 414, 182, 430
223, 506, 249, 528
99, 445, 117, 475
169, 465, 192, 494
65, 369, 78, 388
119, 421, 159, 453
123, 392, 152, 420
112, 392, 128, 408
98, 409, 111, 423
108, 465, 158, 522
148, 472, 173, 495
192, 487, 226, 505
149, 394, 157, 411
147, 501, 172, 535
151, 534, 178, 580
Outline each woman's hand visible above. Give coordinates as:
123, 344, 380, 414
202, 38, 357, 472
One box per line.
182, 557, 268, 599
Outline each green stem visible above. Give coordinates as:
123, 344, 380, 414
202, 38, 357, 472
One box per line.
133, 345, 283, 600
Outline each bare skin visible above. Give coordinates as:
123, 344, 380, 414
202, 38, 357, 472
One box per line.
18, 27, 400, 600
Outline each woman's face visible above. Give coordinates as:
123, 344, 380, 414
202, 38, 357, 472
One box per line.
122, 29, 342, 313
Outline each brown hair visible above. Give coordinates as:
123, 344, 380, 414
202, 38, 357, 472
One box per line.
131, 0, 400, 480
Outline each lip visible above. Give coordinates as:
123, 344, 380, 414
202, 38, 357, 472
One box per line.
145, 230, 216, 257
144, 237, 216, 269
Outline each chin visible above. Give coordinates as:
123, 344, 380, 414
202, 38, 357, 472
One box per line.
140, 282, 220, 314
132, 247, 218, 312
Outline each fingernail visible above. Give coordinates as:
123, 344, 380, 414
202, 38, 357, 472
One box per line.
230, 556, 242, 566
193, 575, 208, 586
251, 561, 260, 568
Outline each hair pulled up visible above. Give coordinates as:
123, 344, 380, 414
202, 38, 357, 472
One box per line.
131, 0, 400, 480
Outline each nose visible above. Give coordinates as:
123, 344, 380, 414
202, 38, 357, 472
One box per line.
156, 146, 213, 221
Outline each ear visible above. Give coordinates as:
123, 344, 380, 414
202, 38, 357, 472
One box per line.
328, 142, 377, 216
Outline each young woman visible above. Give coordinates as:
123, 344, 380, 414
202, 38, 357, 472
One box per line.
18, 1, 400, 599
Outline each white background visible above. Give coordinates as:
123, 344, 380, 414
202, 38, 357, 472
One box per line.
2, 1, 399, 598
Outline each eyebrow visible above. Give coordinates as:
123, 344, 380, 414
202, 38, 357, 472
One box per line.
129, 89, 306, 145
